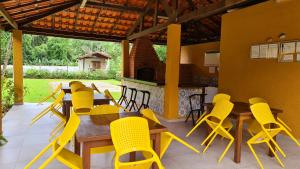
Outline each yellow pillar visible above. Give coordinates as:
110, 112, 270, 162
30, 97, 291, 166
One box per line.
12, 29, 23, 104
121, 40, 130, 77
164, 24, 181, 119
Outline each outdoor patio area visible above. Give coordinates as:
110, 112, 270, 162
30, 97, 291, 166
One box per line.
1, 104, 299, 169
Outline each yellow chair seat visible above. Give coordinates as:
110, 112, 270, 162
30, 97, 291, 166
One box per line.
56, 147, 82, 169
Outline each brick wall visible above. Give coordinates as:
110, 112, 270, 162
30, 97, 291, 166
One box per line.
128, 37, 165, 82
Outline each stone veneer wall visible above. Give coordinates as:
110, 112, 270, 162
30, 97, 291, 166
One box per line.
123, 79, 218, 118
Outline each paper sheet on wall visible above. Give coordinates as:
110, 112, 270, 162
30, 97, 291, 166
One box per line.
282, 42, 296, 54
281, 54, 294, 62
268, 44, 278, 58
259, 44, 268, 58
251, 45, 260, 58
297, 54, 300, 61
296, 42, 300, 53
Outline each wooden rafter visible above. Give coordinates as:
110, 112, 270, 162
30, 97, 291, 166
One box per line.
4, 0, 50, 11
86, 1, 144, 13
127, 0, 156, 36
74, 5, 81, 31
80, 0, 88, 8
20, 27, 124, 42
128, 0, 250, 40
16, 0, 80, 27
0, 4, 18, 29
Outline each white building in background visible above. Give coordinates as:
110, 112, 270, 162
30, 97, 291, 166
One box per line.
78, 52, 111, 72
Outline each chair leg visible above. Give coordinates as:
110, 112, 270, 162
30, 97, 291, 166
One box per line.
283, 128, 300, 147
186, 117, 207, 137
247, 142, 265, 169
266, 141, 285, 168
166, 132, 199, 154
268, 136, 286, 158
218, 138, 234, 163
203, 132, 218, 153
31, 109, 50, 125
185, 111, 192, 123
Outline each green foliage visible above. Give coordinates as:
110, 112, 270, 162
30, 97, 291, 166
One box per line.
1, 78, 14, 113
154, 45, 167, 63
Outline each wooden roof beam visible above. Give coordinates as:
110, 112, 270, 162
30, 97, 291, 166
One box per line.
86, 1, 143, 13
5, 0, 51, 11
128, 0, 250, 40
0, 4, 18, 29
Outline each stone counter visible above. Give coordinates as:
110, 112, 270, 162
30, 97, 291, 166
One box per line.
122, 79, 218, 118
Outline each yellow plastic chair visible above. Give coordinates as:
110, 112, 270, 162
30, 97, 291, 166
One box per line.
69, 80, 82, 87
70, 82, 86, 93
31, 91, 65, 125
247, 97, 292, 136
38, 83, 62, 105
24, 113, 82, 169
104, 89, 130, 112
248, 103, 300, 169
141, 109, 199, 158
89, 104, 120, 154
196, 93, 233, 133
91, 83, 101, 93
110, 117, 165, 169
71, 89, 94, 115
186, 100, 234, 163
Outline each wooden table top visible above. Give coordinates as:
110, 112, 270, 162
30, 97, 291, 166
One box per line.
76, 112, 168, 142
205, 101, 283, 116
63, 93, 111, 103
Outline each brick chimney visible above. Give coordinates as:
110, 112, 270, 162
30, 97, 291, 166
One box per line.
129, 37, 165, 82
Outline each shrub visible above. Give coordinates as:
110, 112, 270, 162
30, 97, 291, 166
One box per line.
2, 78, 14, 113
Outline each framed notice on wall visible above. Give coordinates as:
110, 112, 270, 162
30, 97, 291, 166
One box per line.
259, 44, 268, 58
279, 41, 296, 62
268, 43, 279, 59
250, 45, 260, 58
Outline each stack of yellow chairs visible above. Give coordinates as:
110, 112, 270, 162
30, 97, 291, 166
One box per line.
141, 109, 199, 158
110, 117, 165, 169
25, 113, 82, 169
71, 88, 94, 115
89, 104, 120, 154
37, 83, 62, 104
248, 103, 300, 169
104, 89, 129, 112
247, 97, 292, 136
31, 91, 67, 140
186, 100, 235, 163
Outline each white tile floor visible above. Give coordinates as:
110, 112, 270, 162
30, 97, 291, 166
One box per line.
1, 103, 299, 169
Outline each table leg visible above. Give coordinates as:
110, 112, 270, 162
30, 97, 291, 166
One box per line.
62, 102, 66, 116
82, 142, 91, 169
129, 152, 136, 161
75, 135, 80, 155
152, 133, 161, 169
234, 117, 244, 163
268, 114, 278, 157
66, 102, 71, 121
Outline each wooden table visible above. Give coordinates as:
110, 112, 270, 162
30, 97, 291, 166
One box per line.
61, 85, 71, 93
205, 102, 282, 163
62, 93, 111, 121
75, 112, 168, 169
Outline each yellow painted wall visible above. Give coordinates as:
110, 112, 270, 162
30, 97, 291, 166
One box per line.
219, 0, 300, 138
181, 42, 220, 77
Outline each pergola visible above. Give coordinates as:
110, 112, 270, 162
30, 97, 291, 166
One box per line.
0, 0, 266, 136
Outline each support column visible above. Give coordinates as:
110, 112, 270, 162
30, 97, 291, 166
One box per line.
12, 29, 23, 104
164, 24, 181, 119
121, 40, 130, 78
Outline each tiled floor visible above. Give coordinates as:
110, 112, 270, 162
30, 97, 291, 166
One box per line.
1, 103, 299, 169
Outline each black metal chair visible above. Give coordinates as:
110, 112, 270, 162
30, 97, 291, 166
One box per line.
138, 90, 151, 111
117, 85, 129, 106
125, 88, 139, 111
185, 93, 206, 125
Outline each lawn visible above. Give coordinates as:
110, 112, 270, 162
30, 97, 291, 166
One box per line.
24, 78, 121, 103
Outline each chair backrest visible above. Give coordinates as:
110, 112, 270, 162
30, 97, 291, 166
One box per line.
90, 104, 120, 115
91, 83, 101, 93
249, 97, 267, 105
53, 91, 65, 105
71, 90, 93, 112
209, 99, 234, 121
70, 82, 86, 93
212, 93, 231, 105
110, 117, 151, 155
69, 81, 82, 87
141, 109, 161, 124
75, 87, 93, 92
250, 103, 277, 126
57, 112, 81, 146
